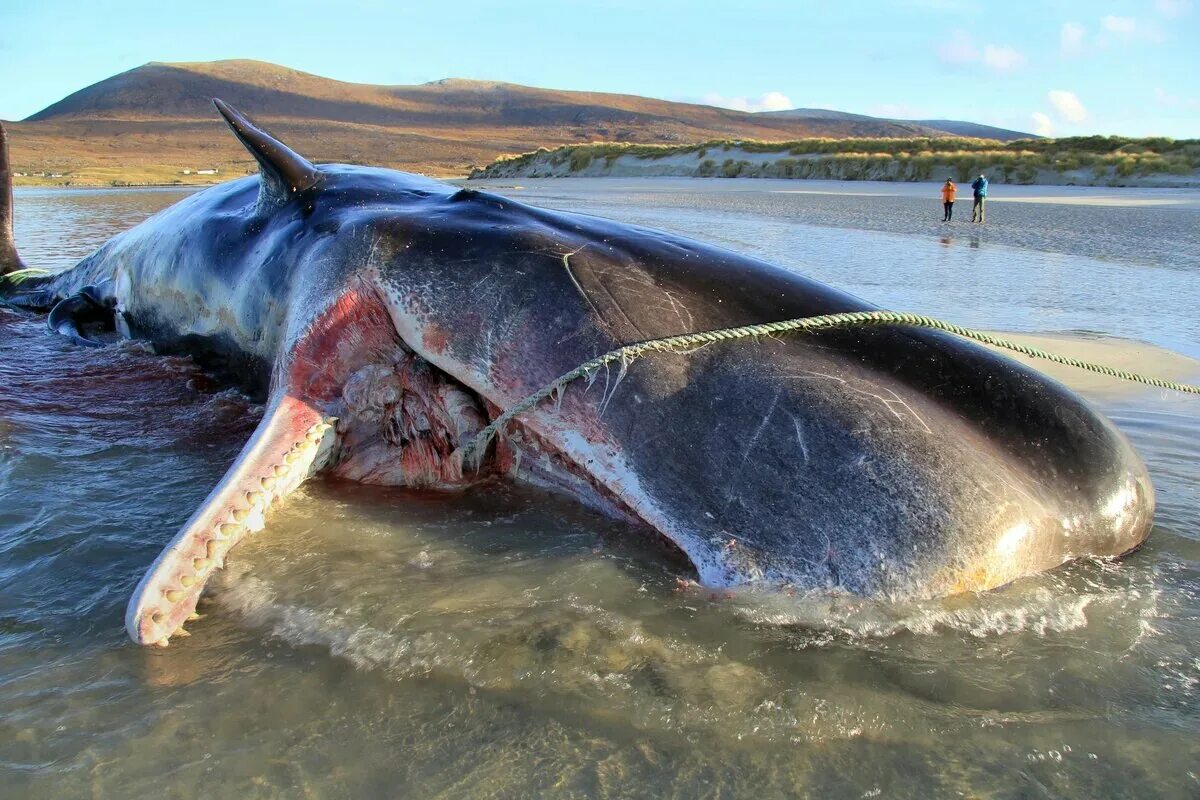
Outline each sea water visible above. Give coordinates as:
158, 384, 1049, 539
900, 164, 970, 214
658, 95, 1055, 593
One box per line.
1, 181, 1197, 798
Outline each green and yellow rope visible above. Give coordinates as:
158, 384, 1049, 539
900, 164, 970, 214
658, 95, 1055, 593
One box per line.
455, 310, 1200, 464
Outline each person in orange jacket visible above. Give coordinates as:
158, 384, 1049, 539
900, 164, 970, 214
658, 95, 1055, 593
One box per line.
940, 178, 957, 222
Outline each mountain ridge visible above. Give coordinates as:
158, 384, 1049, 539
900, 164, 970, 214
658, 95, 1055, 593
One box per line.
758, 108, 1032, 141
7, 59, 1028, 185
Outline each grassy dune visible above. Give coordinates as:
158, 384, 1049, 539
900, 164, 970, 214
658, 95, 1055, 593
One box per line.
473, 136, 1200, 185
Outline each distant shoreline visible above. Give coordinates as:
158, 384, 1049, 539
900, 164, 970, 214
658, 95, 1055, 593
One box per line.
13, 181, 221, 191
471, 138, 1200, 189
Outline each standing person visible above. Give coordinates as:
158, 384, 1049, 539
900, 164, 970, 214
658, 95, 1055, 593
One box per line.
970, 173, 988, 223
940, 178, 957, 221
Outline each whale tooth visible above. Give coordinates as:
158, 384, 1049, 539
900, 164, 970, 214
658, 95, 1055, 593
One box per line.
174, 627, 191, 638
231, 507, 249, 522
187, 612, 203, 621
246, 490, 266, 508
179, 575, 197, 588
193, 558, 211, 571
165, 589, 185, 603
219, 522, 243, 537
260, 476, 276, 491
206, 539, 223, 559
154, 638, 170, 648
151, 612, 164, 624
273, 464, 290, 478
284, 450, 303, 464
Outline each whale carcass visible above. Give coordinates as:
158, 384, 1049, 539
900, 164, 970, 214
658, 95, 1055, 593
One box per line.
0, 102, 1153, 646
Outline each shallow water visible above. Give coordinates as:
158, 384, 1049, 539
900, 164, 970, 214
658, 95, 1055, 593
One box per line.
2, 182, 1199, 798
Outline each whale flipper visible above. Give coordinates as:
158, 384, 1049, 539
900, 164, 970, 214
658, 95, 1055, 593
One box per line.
212, 98, 321, 207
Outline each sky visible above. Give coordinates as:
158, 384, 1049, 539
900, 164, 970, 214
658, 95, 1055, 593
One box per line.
0, 0, 1196, 137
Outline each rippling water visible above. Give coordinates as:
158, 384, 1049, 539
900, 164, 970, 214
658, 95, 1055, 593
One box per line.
1, 182, 1198, 798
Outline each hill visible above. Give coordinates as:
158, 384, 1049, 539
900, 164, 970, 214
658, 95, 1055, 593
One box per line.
6, 60, 1010, 186
760, 108, 1033, 141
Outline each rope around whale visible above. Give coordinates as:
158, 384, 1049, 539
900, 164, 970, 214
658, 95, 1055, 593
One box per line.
454, 310, 1200, 465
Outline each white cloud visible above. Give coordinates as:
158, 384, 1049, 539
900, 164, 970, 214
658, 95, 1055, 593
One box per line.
1154, 86, 1200, 107
1031, 112, 1055, 137
982, 44, 1026, 71
937, 29, 979, 64
1153, 86, 1178, 105
1048, 89, 1088, 123
1101, 14, 1137, 34
1095, 14, 1164, 46
1155, 0, 1193, 17
937, 29, 1026, 72
702, 91, 794, 113
1060, 22, 1086, 55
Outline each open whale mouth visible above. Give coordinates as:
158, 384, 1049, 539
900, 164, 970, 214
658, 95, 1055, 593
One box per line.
124, 283, 695, 646
327, 297, 697, 569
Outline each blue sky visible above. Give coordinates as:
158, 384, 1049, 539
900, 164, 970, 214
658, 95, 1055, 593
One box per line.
0, 0, 1196, 137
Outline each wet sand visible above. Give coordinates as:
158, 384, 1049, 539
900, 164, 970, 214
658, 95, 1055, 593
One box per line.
981, 331, 1200, 396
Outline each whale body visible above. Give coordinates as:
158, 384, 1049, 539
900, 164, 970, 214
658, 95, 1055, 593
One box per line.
0, 101, 1153, 646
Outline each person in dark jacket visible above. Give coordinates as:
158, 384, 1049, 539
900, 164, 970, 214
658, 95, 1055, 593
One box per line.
970, 174, 988, 223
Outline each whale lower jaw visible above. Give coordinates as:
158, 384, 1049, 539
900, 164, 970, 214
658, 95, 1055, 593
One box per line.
124, 396, 337, 645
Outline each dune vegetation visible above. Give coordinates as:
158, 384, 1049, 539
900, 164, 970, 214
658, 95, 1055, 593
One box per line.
472, 136, 1200, 186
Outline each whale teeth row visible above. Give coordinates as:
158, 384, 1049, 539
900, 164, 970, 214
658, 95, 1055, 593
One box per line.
146, 418, 335, 647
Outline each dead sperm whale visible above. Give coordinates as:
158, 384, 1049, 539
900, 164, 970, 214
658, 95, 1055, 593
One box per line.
0, 102, 1153, 647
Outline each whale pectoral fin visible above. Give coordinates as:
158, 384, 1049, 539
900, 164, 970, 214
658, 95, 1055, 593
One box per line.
47, 296, 103, 347
124, 393, 337, 646
47, 285, 122, 346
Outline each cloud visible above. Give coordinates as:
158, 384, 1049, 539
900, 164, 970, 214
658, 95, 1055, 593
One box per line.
1060, 22, 1086, 55
702, 91, 794, 113
937, 29, 1026, 72
937, 29, 979, 64
1154, 86, 1199, 107
1095, 14, 1164, 45
1153, 86, 1178, 105
1047, 89, 1088, 123
1155, 0, 1193, 17
1101, 14, 1137, 34
1030, 112, 1055, 137
982, 44, 1026, 71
